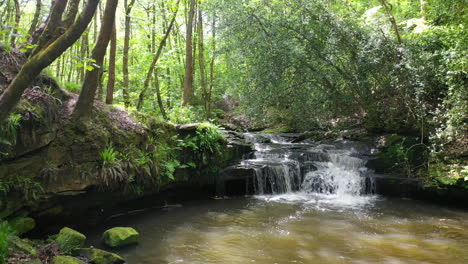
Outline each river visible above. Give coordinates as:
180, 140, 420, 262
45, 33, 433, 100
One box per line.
88, 133, 468, 264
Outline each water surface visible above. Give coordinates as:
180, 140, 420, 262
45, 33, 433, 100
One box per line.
89, 134, 467, 264
89, 196, 468, 264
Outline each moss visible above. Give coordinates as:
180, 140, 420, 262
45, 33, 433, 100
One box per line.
75, 248, 125, 264
51, 256, 84, 264
102, 227, 139, 248
8, 236, 37, 256
56, 227, 86, 253
10, 217, 35, 236
262, 126, 293, 133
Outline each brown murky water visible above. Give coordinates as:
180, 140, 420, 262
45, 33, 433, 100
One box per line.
89, 195, 468, 264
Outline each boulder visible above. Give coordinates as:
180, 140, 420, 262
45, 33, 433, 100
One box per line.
75, 248, 125, 264
56, 227, 86, 253
102, 227, 139, 248
51, 256, 84, 264
10, 217, 35, 236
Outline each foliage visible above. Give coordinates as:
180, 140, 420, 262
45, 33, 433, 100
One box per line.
428, 164, 468, 189
98, 145, 127, 189
180, 123, 226, 155
0, 114, 21, 159
100, 145, 118, 167
0, 221, 12, 264
0, 176, 44, 201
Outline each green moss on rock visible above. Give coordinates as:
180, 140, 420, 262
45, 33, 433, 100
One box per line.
51, 256, 84, 264
102, 227, 139, 248
56, 227, 86, 253
10, 217, 35, 236
75, 248, 125, 264
8, 236, 37, 256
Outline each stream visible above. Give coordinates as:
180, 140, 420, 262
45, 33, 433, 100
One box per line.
88, 133, 468, 264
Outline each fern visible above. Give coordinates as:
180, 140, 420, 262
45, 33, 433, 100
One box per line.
0, 114, 22, 159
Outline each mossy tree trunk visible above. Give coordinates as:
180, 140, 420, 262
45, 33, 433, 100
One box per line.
0, 0, 99, 123
73, 0, 118, 120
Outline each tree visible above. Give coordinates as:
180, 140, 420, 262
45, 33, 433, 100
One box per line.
122, 0, 136, 108
27, 0, 42, 37
0, 0, 100, 122
136, 0, 180, 111
182, 0, 196, 106
105, 22, 117, 104
73, 0, 118, 120
206, 12, 216, 119
9, 0, 20, 48
379, 0, 402, 44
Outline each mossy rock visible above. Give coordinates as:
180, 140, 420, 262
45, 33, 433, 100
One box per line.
51, 256, 85, 264
10, 217, 35, 236
56, 227, 86, 253
22, 259, 42, 264
75, 248, 125, 264
8, 236, 37, 256
102, 227, 139, 248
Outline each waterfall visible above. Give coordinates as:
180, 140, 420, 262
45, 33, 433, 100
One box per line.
242, 133, 374, 198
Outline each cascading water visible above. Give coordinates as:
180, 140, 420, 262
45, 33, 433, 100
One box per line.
242, 133, 375, 202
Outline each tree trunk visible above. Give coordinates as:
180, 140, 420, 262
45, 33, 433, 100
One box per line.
197, 6, 208, 118
79, 32, 88, 83
73, 0, 118, 120
420, 0, 427, 21
379, 0, 402, 44
207, 14, 216, 119
0, 0, 99, 122
10, 0, 20, 48
122, 0, 136, 108
182, 0, 196, 106
105, 22, 116, 104
28, 0, 42, 37
30, 0, 69, 57
154, 70, 167, 120
136, 0, 180, 111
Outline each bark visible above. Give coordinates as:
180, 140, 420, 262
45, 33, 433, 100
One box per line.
73, 0, 118, 120
0, 0, 99, 122
154, 70, 167, 120
379, 0, 402, 44
182, 0, 196, 106
78, 33, 88, 83
420, 0, 427, 21
197, 6, 207, 118
28, 0, 42, 37
30, 0, 69, 57
10, 0, 20, 48
1, 0, 12, 44
62, 0, 80, 28
105, 22, 116, 104
207, 14, 216, 119
136, 0, 180, 111
122, 0, 136, 108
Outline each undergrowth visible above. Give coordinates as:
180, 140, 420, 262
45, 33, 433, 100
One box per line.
0, 114, 21, 159
0, 221, 12, 264
0, 176, 44, 201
